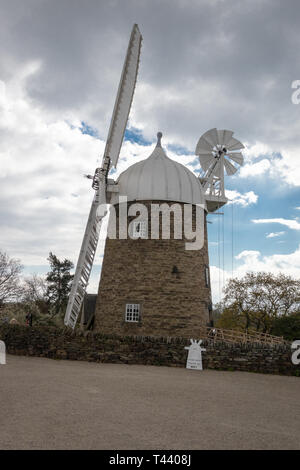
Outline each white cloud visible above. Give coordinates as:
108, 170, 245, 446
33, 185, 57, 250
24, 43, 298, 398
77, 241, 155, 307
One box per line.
266, 231, 285, 238
210, 245, 300, 304
236, 139, 300, 188
2, 1, 300, 156
235, 247, 300, 278
239, 142, 300, 188
239, 158, 271, 178
225, 189, 258, 207
0, 65, 105, 264
270, 147, 300, 188
243, 142, 272, 161
252, 218, 300, 231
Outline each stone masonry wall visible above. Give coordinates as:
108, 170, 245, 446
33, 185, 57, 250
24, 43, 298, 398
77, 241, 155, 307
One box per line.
94, 201, 212, 337
0, 325, 299, 376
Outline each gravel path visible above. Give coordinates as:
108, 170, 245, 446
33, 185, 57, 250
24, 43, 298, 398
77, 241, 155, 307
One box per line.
0, 355, 299, 450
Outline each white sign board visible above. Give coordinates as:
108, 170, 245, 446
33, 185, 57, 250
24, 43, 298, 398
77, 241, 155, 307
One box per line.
185, 339, 206, 370
0, 340, 6, 365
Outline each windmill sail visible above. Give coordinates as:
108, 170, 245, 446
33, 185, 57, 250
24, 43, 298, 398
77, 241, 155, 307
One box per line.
104, 24, 142, 168
64, 25, 142, 329
64, 167, 108, 329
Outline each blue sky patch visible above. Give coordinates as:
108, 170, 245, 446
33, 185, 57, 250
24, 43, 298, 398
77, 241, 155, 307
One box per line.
79, 121, 100, 139
124, 128, 152, 146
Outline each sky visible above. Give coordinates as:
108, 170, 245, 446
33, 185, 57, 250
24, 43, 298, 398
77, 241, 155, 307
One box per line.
0, 0, 300, 304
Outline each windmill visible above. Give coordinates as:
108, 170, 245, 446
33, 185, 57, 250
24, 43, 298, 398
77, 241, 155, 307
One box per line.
64, 24, 142, 329
64, 27, 245, 337
195, 128, 244, 212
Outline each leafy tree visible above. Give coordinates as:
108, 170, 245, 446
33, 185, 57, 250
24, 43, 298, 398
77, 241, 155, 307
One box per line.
271, 311, 300, 341
211, 302, 223, 324
0, 250, 23, 308
216, 306, 246, 331
220, 272, 300, 333
46, 252, 74, 316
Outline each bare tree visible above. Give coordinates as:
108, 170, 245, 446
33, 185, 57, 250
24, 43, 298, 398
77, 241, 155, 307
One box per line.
22, 274, 47, 303
0, 251, 23, 308
22, 274, 49, 314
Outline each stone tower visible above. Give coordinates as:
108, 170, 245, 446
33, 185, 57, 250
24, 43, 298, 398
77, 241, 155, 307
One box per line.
93, 134, 212, 337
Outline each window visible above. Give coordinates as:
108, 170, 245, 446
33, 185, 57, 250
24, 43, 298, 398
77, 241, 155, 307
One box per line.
205, 265, 210, 288
125, 304, 140, 322
133, 220, 147, 238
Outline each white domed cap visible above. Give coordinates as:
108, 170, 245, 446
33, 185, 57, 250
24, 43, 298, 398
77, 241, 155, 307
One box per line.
110, 133, 206, 206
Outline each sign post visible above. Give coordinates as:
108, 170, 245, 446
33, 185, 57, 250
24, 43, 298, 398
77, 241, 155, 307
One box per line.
185, 339, 206, 370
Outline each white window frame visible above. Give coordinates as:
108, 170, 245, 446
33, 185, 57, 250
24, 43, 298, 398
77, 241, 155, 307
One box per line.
132, 220, 147, 239
125, 303, 140, 322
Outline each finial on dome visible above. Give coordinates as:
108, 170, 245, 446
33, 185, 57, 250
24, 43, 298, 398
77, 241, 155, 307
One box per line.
156, 132, 163, 148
